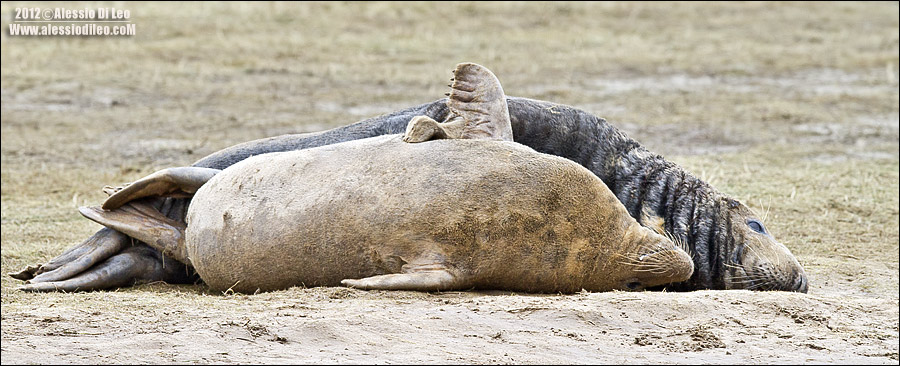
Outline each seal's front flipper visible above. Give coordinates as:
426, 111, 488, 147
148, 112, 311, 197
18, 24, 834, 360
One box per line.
79, 202, 191, 266
402, 115, 466, 143
341, 264, 466, 291
103, 167, 220, 210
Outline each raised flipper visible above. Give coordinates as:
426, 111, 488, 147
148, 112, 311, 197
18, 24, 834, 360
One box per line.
79, 201, 191, 266
18, 246, 186, 292
341, 263, 467, 291
448, 62, 513, 141
102, 167, 220, 210
402, 62, 513, 143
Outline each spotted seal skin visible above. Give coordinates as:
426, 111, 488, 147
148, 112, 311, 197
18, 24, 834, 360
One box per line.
11, 83, 806, 294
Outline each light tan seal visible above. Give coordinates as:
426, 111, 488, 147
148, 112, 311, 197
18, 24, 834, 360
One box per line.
65, 63, 693, 294
82, 135, 692, 294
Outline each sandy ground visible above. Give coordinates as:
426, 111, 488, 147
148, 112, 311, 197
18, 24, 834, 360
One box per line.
2, 2, 898, 364
2, 286, 897, 364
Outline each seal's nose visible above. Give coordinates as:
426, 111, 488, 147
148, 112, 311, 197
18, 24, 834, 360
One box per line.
792, 271, 808, 293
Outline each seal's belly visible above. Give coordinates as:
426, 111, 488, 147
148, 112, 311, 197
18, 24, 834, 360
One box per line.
185, 135, 618, 293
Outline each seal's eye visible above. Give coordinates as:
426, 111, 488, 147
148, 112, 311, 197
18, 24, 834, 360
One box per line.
625, 281, 642, 290
747, 219, 766, 234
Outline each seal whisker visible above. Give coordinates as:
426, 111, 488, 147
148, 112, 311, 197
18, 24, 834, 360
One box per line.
745, 277, 777, 291
723, 272, 759, 280
723, 271, 763, 281
616, 258, 658, 270
723, 261, 770, 289
725, 276, 762, 285
748, 236, 791, 288
750, 236, 772, 261
744, 281, 766, 290
661, 231, 692, 258
744, 240, 775, 272
616, 256, 676, 275
755, 235, 787, 264
725, 279, 756, 287
630, 267, 671, 274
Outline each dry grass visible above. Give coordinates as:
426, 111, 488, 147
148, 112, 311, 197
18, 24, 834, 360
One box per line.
1, 1, 898, 363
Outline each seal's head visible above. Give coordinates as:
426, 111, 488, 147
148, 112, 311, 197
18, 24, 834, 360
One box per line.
722, 198, 808, 293
614, 228, 695, 291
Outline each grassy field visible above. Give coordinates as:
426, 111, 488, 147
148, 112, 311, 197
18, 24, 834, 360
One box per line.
2, 1, 898, 363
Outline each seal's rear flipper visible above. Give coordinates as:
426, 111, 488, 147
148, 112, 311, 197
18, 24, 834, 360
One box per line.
402, 62, 512, 143
79, 202, 191, 266
17, 246, 176, 292
8, 228, 127, 282
18, 229, 128, 284
103, 167, 220, 210
341, 264, 466, 291
448, 62, 513, 141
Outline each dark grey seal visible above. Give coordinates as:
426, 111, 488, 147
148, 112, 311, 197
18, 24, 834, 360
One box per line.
11, 64, 807, 293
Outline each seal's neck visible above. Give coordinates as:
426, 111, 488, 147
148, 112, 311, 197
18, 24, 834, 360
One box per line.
663, 176, 735, 290
611, 147, 737, 290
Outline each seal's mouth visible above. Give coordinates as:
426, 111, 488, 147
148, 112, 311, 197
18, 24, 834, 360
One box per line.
729, 262, 809, 293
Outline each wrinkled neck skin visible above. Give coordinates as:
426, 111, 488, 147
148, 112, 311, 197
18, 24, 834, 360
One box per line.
612, 151, 735, 290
